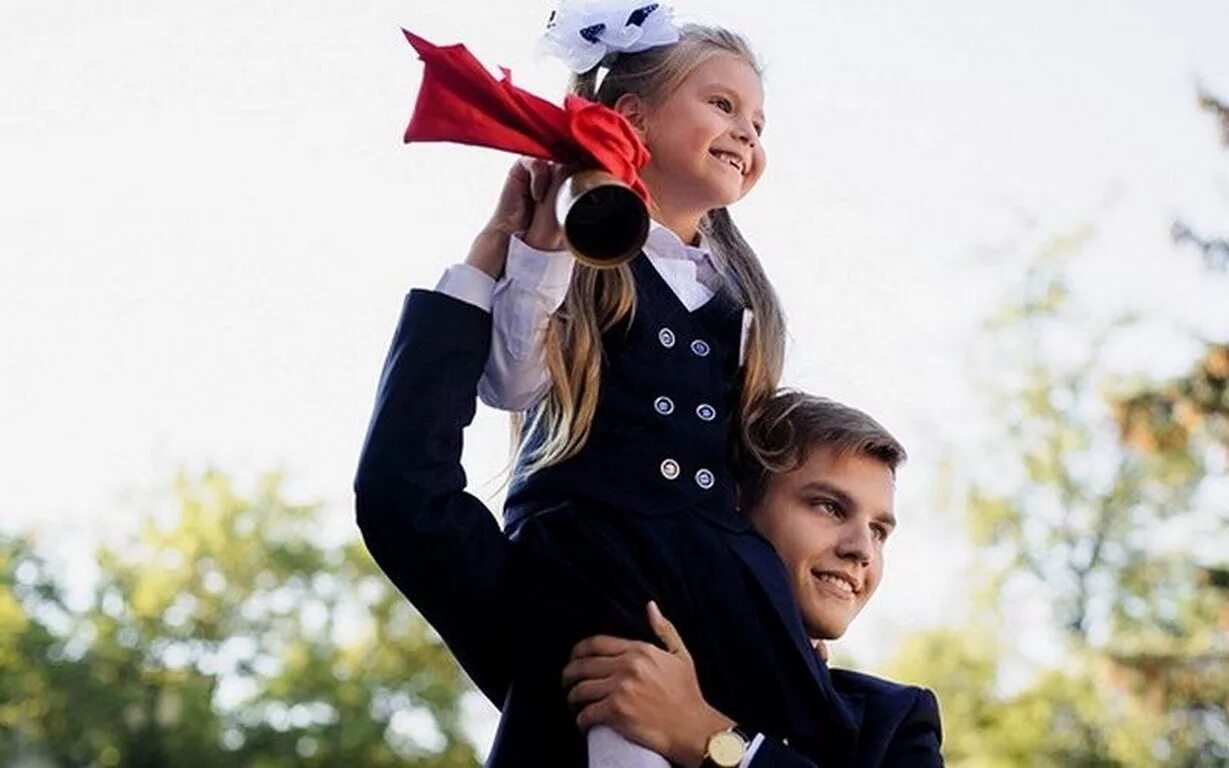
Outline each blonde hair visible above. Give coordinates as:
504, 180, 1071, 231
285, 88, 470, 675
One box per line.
518, 24, 786, 474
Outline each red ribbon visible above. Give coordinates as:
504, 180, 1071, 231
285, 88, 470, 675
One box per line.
402, 30, 651, 202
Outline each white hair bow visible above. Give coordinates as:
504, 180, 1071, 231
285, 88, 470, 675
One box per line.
539, 1, 680, 74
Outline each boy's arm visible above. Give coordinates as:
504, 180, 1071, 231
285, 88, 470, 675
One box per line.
564, 607, 821, 768
354, 289, 512, 705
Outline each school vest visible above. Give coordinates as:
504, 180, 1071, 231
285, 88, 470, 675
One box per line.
504, 254, 746, 532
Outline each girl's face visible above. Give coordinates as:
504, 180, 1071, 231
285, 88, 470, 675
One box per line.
639, 53, 766, 216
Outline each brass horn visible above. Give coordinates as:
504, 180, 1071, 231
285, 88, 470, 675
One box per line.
555, 169, 650, 269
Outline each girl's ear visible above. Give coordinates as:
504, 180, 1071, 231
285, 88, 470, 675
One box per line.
613, 93, 649, 135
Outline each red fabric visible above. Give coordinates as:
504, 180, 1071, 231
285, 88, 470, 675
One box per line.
402, 30, 650, 202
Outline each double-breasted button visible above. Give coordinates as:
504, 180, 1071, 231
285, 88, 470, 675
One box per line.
696, 403, 716, 422
690, 339, 711, 357
658, 328, 676, 348
660, 459, 680, 480
654, 396, 675, 415
695, 468, 715, 489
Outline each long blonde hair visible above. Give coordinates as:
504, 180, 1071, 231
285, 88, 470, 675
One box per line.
518, 24, 786, 474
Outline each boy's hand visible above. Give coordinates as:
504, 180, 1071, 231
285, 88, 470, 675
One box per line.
563, 602, 734, 768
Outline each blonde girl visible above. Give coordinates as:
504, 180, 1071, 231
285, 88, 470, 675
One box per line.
389, 6, 827, 767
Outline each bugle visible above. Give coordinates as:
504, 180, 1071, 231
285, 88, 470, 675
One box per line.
555, 169, 650, 269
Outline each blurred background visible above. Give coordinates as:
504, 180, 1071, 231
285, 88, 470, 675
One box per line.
1, 0, 1226, 765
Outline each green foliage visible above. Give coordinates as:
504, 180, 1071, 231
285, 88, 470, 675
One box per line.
883, 628, 1158, 768
0, 471, 481, 768
1197, 90, 1229, 148
1114, 343, 1229, 455
968, 243, 1209, 643
965, 259, 1227, 761
918, 122, 1229, 763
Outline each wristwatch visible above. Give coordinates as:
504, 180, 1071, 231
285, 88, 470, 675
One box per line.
700, 725, 751, 768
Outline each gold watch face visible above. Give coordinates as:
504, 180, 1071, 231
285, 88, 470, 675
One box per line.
708, 730, 747, 767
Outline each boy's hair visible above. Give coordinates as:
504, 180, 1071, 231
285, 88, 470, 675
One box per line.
519, 24, 786, 476
737, 390, 908, 511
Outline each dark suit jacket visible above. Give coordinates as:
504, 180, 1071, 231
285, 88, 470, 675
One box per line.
354, 289, 943, 767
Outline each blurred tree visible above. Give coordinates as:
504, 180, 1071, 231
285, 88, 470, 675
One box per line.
1096, 87, 1229, 768
884, 132, 1228, 763
1114, 342, 1228, 456
881, 626, 1156, 767
965, 235, 1211, 644
1199, 91, 1229, 144
975, 236, 1225, 763
0, 470, 481, 767
1119, 90, 1229, 452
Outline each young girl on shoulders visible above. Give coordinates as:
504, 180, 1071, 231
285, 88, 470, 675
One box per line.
392, 4, 819, 766
448, 7, 782, 525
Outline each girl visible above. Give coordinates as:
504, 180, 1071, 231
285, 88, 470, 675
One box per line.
365, 4, 843, 766
461, 14, 781, 552
452, 8, 786, 765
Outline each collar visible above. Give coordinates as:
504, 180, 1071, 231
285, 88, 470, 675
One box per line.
644, 220, 713, 265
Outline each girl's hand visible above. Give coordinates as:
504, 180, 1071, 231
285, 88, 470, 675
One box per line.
562, 602, 734, 768
466, 158, 568, 279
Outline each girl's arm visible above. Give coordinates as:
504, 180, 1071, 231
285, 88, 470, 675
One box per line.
435, 235, 572, 411
480, 234, 573, 410
437, 158, 573, 412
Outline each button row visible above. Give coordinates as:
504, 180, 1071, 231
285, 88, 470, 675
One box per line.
659, 459, 716, 489
658, 326, 711, 358
653, 397, 716, 422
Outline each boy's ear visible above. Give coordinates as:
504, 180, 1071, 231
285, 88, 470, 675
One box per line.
612, 93, 649, 134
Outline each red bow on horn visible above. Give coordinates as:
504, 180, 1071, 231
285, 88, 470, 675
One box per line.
401, 30, 651, 203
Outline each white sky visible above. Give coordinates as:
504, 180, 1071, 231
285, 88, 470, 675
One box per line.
2, 0, 1228, 743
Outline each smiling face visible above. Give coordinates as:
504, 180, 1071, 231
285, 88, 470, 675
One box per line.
747, 446, 897, 640
631, 52, 766, 226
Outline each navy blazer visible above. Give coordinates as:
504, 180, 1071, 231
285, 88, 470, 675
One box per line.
354, 290, 943, 767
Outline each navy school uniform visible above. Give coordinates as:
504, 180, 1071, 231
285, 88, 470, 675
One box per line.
355, 254, 943, 767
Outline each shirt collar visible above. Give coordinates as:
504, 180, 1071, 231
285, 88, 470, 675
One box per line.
645, 220, 713, 264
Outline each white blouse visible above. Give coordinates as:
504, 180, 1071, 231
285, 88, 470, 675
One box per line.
435, 221, 747, 412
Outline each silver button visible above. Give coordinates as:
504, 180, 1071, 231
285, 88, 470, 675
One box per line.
696, 403, 716, 422
695, 468, 715, 489
658, 328, 676, 348
654, 396, 675, 415
690, 339, 711, 357
660, 459, 681, 480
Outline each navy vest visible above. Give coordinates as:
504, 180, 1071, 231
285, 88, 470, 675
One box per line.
505, 254, 746, 533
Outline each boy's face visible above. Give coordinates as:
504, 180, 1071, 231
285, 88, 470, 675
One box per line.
748, 446, 897, 641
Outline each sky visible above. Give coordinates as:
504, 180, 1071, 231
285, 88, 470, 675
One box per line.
2, 0, 1228, 746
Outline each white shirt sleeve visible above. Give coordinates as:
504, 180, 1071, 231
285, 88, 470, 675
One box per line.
740, 733, 766, 767
435, 263, 496, 312
439, 225, 732, 412
478, 234, 574, 411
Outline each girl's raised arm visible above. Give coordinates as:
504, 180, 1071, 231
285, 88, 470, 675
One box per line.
438, 158, 574, 412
